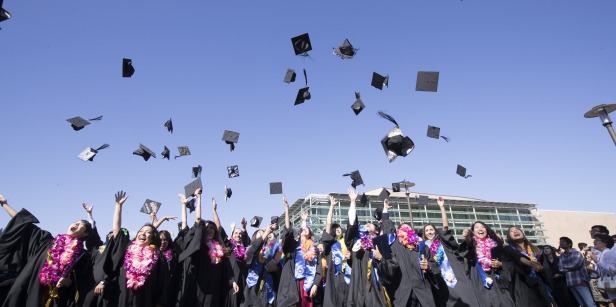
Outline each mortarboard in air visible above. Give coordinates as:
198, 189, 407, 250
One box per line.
269, 182, 283, 194
373, 206, 383, 221
284, 69, 296, 83
392, 182, 401, 193
333, 39, 357, 59
456, 164, 472, 178
77, 144, 110, 162
416, 71, 439, 92
291, 33, 312, 56
371, 72, 389, 90
427, 125, 450, 142
161, 146, 170, 160
184, 177, 203, 197
360, 193, 369, 205
378, 188, 390, 201
343, 170, 364, 189
133, 144, 156, 161
224, 185, 232, 202
250, 216, 263, 228
185, 198, 196, 213
164, 119, 173, 134
140, 199, 161, 215
192, 165, 202, 178
351, 92, 365, 116
66, 116, 103, 131
227, 165, 239, 178
0, 0, 11, 24
122, 58, 135, 78
418, 195, 429, 205
295, 69, 311, 105
222, 130, 239, 151
271, 216, 279, 224
378, 111, 415, 162
175, 146, 191, 159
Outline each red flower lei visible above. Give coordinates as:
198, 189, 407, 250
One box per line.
207, 240, 224, 264
301, 239, 316, 262
39, 234, 83, 286
396, 227, 420, 249
474, 236, 497, 272
124, 243, 159, 290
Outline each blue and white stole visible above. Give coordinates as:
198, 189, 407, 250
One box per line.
426, 239, 457, 288
246, 240, 278, 304
331, 241, 344, 276
509, 244, 552, 298
295, 240, 318, 292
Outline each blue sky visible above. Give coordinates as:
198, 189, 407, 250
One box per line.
1, 1, 615, 236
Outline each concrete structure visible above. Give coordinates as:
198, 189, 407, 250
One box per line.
535, 209, 616, 248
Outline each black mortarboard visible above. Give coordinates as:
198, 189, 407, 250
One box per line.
291, 33, 312, 55
284, 69, 296, 83
0, 0, 11, 23
351, 92, 365, 115
161, 146, 170, 160
333, 39, 357, 59
378, 111, 415, 162
456, 164, 472, 178
392, 182, 401, 193
222, 130, 239, 151
185, 198, 196, 213
269, 182, 283, 194
372, 234, 394, 260
77, 144, 110, 162
184, 177, 203, 197
378, 188, 390, 201
418, 195, 429, 205
66, 116, 102, 131
164, 119, 173, 133
271, 216, 279, 225
227, 165, 240, 178
140, 199, 161, 215
294, 69, 311, 105
133, 143, 156, 161
250, 216, 263, 228
427, 125, 450, 142
360, 193, 369, 205
175, 146, 191, 159
371, 72, 389, 90
224, 185, 232, 202
373, 206, 383, 221
343, 170, 364, 188
192, 165, 202, 178
122, 58, 135, 78
416, 71, 439, 92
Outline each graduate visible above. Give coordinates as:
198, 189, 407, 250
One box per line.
243, 222, 280, 307
219, 216, 250, 306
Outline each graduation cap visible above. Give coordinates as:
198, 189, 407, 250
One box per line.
66, 116, 103, 131
250, 216, 263, 228
392, 182, 401, 193
351, 92, 365, 116
343, 170, 364, 189
161, 146, 170, 160
371, 72, 389, 90
192, 165, 202, 178
291, 33, 312, 55
427, 125, 450, 142
295, 69, 311, 106
360, 193, 369, 205
77, 144, 110, 162
373, 206, 383, 221
378, 188, 390, 201
224, 185, 232, 202
227, 165, 240, 178
164, 119, 173, 134
122, 58, 135, 78
222, 130, 239, 151
184, 177, 203, 197
456, 164, 472, 178
175, 146, 191, 159
284, 69, 296, 83
418, 195, 429, 205
416, 71, 439, 92
133, 144, 156, 161
271, 216, 279, 224
378, 111, 415, 162
269, 182, 283, 194
333, 39, 357, 59
185, 198, 196, 213
140, 199, 161, 215
0, 0, 11, 24
372, 234, 395, 260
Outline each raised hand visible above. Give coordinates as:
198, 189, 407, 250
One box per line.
240, 217, 247, 229
195, 188, 202, 196
82, 203, 94, 214
178, 194, 188, 205
348, 188, 358, 202
301, 210, 309, 221
329, 195, 336, 207
0, 195, 7, 205
462, 228, 470, 237
230, 222, 236, 231
212, 197, 217, 211
282, 195, 289, 208
384, 199, 392, 210
115, 191, 128, 206
437, 197, 445, 207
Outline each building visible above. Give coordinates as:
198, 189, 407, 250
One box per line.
279, 188, 547, 244
534, 209, 616, 248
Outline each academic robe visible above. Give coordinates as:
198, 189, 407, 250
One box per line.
320, 231, 349, 307
241, 236, 280, 307
167, 226, 191, 307
0, 209, 93, 307
540, 256, 578, 307
221, 227, 250, 307
503, 246, 551, 307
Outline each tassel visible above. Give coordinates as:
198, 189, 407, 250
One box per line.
95, 144, 110, 151
88, 116, 103, 121
377, 111, 399, 127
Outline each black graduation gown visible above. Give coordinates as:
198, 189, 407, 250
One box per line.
0, 209, 93, 307
241, 237, 280, 307
221, 227, 249, 307
458, 240, 515, 307
276, 226, 323, 307
503, 246, 551, 307
320, 231, 349, 307
430, 229, 482, 307
379, 215, 437, 307
541, 256, 578, 307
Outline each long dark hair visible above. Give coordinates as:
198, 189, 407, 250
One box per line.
466, 221, 503, 246
506, 226, 539, 256
200, 220, 220, 242
537, 245, 559, 264
132, 224, 161, 248
422, 223, 437, 241
159, 230, 172, 251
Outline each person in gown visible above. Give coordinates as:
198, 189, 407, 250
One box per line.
242, 222, 281, 307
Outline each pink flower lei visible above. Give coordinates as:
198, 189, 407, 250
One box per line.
124, 243, 159, 290
396, 227, 420, 249
163, 249, 173, 263
207, 239, 224, 264
360, 234, 374, 250
232, 239, 246, 260
39, 234, 83, 286
429, 237, 441, 256
301, 239, 316, 262
474, 236, 497, 272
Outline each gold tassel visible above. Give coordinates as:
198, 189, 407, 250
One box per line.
367, 257, 373, 292
381, 285, 393, 307
45, 286, 58, 307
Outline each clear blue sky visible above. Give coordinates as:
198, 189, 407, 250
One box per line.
1, 1, 615, 237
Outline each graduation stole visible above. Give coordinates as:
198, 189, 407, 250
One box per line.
294, 239, 318, 293
427, 238, 457, 288
40, 235, 84, 307
509, 244, 540, 280
246, 240, 278, 303
331, 241, 344, 275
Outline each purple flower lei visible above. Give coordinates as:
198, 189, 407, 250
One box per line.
39, 234, 83, 286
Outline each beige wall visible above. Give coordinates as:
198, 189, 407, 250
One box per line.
535, 209, 616, 247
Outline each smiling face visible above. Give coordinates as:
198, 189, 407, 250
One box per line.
317, 243, 324, 253
508, 227, 525, 242
472, 222, 488, 239
232, 228, 243, 242
334, 226, 342, 237
67, 220, 89, 239
159, 233, 169, 251
136, 226, 155, 247
365, 223, 376, 235
300, 227, 311, 240
205, 223, 217, 240
423, 225, 436, 240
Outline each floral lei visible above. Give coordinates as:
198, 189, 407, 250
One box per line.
232, 239, 246, 260
396, 227, 420, 249
124, 243, 159, 290
474, 236, 497, 272
39, 234, 83, 286
207, 240, 224, 264
429, 238, 445, 265
360, 233, 374, 250
163, 249, 173, 263
301, 239, 316, 262
258, 239, 276, 264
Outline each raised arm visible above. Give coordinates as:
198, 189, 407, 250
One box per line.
211, 197, 221, 229
0, 195, 17, 218
113, 191, 128, 238
283, 195, 290, 229
178, 194, 188, 230
83, 203, 96, 227
194, 188, 202, 224
153, 216, 177, 229
348, 188, 357, 226
437, 197, 449, 230
326, 195, 336, 234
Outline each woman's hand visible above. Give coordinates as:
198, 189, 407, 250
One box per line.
301, 210, 309, 221
115, 191, 128, 206
240, 217, 247, 230
437, 197, 445, 207
329, 195, 336, 207
94, 282, 105, 296
373, 245, 383, 261
491, 259, 502, 269
82, 203, 94, 214
530, 261, 543, 272
348, 188, 358, 202
420, 255, 429, 270
0, 195, 6, 205
282, 196, 289, 208
56, 277, 72, 288
462, 229, 470, 237
195, 188, 202, 197
232, 281, 239, 294
309, 285, 318, 298
212, 197, 217, 211
178, 194, 188, 206
384, 199, 392, 210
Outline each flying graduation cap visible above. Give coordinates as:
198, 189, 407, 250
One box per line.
333, 39, 358, 59
0, 0, 11, 25
427, 125, 450, 142
184, 177, 203, 198
295, 69, 311, 105
269, 182, 283, 194
222, 130, 239, 151
343, 170, 364, 189
250, 216, 263, 228
77, 144, 110, 162
456, 164, 472, 178
164, 119, 173, 134
371, 72, 389, 90
122, 58, 135, 78
133, 144, 156, 161
66, 116, 103, 131
140, 199, 161, 215
416, 71, 439, 92
351, 92, 365, 116
175, 146, 191, 159
224, 185, 232, 202
284, 69, 296, 83
227, 165, 239, 178
378, 111, 415, 162
360, 193, 369, 206
161, 146, 170, 160
291, 33, 312, 56
192, 165, 202, 178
